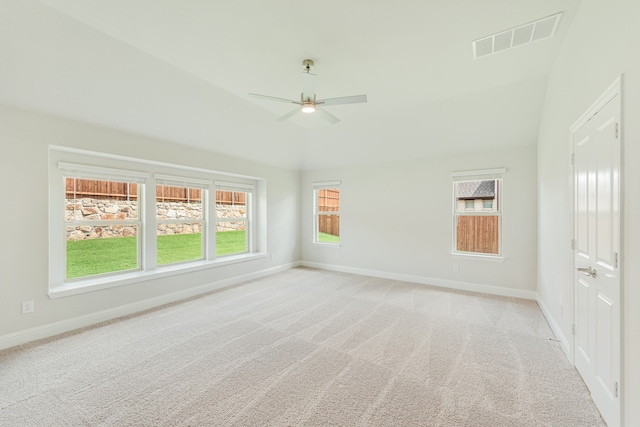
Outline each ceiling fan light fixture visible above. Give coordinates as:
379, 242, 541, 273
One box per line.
301, 102, 316, 113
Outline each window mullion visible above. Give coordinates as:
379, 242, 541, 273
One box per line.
143, 179, 156, 271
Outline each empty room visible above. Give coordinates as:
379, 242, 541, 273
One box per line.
1, 0, 638, 426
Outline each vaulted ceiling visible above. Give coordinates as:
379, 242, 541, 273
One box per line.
0, 0, 582, 170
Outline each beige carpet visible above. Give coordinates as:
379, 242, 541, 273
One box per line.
0, 267, 605, 426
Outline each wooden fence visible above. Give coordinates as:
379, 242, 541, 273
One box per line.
65, 178, 246, 205
317, 189, 340, 236
456, 215, 499, 254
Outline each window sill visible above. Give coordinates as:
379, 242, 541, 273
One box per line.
452, 253, 505, 263
48, 252, 267, 299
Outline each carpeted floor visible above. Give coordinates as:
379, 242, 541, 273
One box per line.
0, 267, 606, 426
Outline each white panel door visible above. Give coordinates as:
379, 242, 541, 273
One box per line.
573, 92, 621, 427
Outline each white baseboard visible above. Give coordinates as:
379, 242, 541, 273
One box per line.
300, 261, 537, 300
0, 261, 301, 351
537, 297, 571, 359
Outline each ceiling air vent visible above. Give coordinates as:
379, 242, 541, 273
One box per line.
473, 12, 563, 59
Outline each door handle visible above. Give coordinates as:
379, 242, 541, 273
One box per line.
576, 266, 597, 278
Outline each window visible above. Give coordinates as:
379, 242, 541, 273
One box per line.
49, 148, 265, 297
215, 183, 252, 256
452, 169, 504, 257
155, 175, 210, 266
62, 165, 147, 280
313, 181, 340, 244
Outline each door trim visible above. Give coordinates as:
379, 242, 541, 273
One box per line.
569, 74, 623, 426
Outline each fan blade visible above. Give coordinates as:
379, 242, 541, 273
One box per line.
316, 107, 340, 124
317, 94, 367, 106
276, 107, 300, 122
249, 93, 298, 104
301, 72, 317, 101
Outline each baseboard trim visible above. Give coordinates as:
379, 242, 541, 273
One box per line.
0, 261, 301, 351
300, 261, 537, 300
537, 297, 571, 359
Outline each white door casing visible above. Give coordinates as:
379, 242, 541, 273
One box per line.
571, 79, 621, 427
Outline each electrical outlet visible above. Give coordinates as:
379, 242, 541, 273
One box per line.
22, 300, 35, 314
453, 264, 459, 272
270, 253, 275, 261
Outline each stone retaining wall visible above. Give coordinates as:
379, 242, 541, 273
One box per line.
66, 198, 246, 240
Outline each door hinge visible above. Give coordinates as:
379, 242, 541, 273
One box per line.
614, 381, 619, 398
572, 324, 576, 335
614, 252, 618, 268
571, 239, 575, 250
571, 153, 575, 165
615, 123, 619, 139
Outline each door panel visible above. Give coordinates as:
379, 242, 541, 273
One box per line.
575, 279, 590, 366
596, 292, 613, 390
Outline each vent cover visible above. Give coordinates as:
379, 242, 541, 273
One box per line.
473, 12, 563, 59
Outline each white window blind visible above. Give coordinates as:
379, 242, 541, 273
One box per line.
60, 162, 148, 184
451, 168, 505, 182
312, 180, 341, 190
215, 182, 254, 193
154, 174, 211, 189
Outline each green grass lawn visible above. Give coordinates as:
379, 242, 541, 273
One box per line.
66, 231, 247, 279
317, 232, 340, 243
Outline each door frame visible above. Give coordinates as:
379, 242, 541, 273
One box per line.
569, 75, 623, 425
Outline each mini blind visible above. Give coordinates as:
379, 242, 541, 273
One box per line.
451, 168, 505, 182
312, 180, 341, 190
59, 162, 148, 184
215, 182, 254, 193
154, 174, 211, 189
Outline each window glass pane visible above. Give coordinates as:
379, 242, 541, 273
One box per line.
455, 180, 497, 213
454, 177, 501, 255
216, 221, 247, 256
455, 215, 499, 254
156, 185, 202, 220
65, 178, 139, 279
156, 185, 204, 265
216, 190, 248, 256
66, 225, 138, 279
216, 190, 247, 219
66, 178, 138, 220
157, 223, 203, 265
317, 188, 340, 213
317, 214, 340, 243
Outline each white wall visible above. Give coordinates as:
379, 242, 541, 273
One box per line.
536, 0, 640, 424
301, 145, 537, 299
0, 105, 300, 346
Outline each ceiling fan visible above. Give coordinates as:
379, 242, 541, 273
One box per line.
249, 59, 367, 124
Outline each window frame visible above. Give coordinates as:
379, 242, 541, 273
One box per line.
451, 169, 505, 261
215, 182, 254, 257
59, 163, 149, 282
312, 181, 341, 246
155, 174, 211, 267
49, 147, 266, 298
